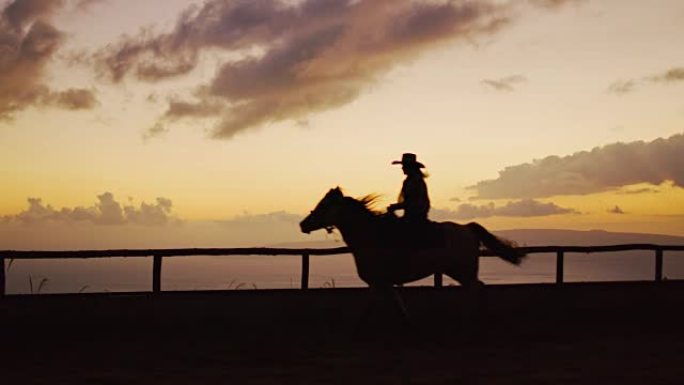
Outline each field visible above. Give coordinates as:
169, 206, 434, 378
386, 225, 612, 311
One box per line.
2, 281, 684, 384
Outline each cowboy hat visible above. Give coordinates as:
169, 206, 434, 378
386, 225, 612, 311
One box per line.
391, 153, 425, 168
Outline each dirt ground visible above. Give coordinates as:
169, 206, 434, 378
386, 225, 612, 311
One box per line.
2, 282, 684, 384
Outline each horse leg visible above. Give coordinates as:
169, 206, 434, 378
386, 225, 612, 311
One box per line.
370, 285, 410, 321
354, 285, 381, 334
387, 286, 410, 321
446, 258, 484, 338
379, 285, 418, 338
355, 285, 412, 335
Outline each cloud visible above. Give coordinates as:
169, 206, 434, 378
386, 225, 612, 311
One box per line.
124, 197, 175, 226
431, 199, 578, 220
216, 211, 300, 227
211, 211, 307, 245
3, 192, 179, 226
649, 67, 684, 83
142, 122, 169, 141
481, 75, 527, 92
73, 0, 106, 11
617, 186, 660, 195
0, 208, 319, 250
469, 133, 684, 199
608, 67, 684, 94
608, 205, 625, 214
3, 0, 66, 30
529, 0, 585, 9
0, 0, 98, 119
98, 0, 555, 139
45, 88, 98, 110
607, 79, 636, 94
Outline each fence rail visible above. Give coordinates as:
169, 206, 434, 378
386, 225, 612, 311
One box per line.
2, 244, 684, 296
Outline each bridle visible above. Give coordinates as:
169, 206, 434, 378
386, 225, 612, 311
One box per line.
308, 208, 336, 234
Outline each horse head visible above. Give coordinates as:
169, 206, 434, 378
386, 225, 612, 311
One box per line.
300, 187, 345, 234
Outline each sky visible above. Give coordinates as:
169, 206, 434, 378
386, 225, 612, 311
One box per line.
1, 0, 684, 250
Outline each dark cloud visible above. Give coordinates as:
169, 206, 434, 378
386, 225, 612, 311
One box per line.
46, 88, 98, 109
608, 67, 684, 94
0, 0, 98, 119
165, 99, 224, 119
481, 75, 527, 92
98, 0, 520, 139
649, 67, 684, 84
2, 0, 65, 30
469, 133, 684, 199
432, 199, 578, 220
3, 193, 179, 226
608, 205, 625, 214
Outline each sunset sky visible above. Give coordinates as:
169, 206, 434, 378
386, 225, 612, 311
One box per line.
1, 0, 684, 249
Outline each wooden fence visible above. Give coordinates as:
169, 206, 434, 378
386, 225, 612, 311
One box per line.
1, 244, 684, 296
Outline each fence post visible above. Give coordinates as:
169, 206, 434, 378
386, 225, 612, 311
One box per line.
301, 253, 309, 289
434, 273, 443, 288
153, 255, 162, 294
655, 249, 663, 282
556, 251, 564, 284
0, 256, 5, 298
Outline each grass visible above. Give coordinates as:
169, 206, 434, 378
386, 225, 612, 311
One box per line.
6, 258, 15, 273
28, 274, 49, 294
322, 277, 336, 288
226, 279, 258, 290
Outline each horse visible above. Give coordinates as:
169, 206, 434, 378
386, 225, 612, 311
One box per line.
299, 187, 526, 319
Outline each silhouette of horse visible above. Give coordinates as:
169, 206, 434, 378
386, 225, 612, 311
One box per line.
300, 187, 526, 318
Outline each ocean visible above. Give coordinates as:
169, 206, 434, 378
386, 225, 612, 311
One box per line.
5, 250, 684, 294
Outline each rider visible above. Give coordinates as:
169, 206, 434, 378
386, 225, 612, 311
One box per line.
387, 153, 430, 224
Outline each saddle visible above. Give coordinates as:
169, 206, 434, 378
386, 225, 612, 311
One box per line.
380, 215, 445, 249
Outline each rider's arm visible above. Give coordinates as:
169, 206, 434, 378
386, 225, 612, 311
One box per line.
388, 178, 409, 212
387, 202, 404, 212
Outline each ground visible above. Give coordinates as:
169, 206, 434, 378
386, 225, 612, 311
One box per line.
2, 282, 684, 384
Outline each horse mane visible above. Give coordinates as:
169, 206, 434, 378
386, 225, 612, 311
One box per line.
343, 194, 384, 217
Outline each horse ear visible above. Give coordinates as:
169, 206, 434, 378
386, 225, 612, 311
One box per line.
331, 187, 342, 196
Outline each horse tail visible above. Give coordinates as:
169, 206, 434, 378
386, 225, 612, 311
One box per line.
466, 222, 526, 265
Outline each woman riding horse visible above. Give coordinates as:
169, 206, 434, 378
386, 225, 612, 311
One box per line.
300, 187, 525, 290
387, 153, 430, 224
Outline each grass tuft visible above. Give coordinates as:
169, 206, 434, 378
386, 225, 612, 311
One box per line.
226, 279, 253, 290
36, 278, 48, 294
28, 274, 49, 294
